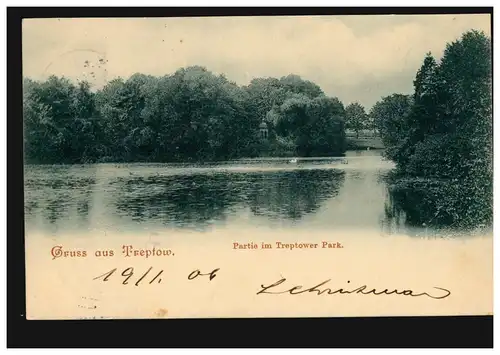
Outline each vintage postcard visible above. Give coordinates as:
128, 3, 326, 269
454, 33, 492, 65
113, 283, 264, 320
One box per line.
22, 14, 493, 320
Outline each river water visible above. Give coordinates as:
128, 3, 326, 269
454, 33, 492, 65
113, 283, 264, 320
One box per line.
24, 150, 478, 239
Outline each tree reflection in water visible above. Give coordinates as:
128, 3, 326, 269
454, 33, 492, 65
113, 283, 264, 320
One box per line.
24, 166, 96, 231
112, 169, 346, 229
245, 170, 345, 220
382, 177, 493, 236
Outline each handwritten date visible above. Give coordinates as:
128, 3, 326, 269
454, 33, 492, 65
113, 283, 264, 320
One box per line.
93, 267, 220, 286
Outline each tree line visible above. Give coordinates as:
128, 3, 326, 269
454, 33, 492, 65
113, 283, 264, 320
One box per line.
24, 68, 380, 164
374, 30, 492, 230
22, 29, 492, 230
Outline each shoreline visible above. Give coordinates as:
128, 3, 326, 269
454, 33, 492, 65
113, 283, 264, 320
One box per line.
23, 149, 386, 166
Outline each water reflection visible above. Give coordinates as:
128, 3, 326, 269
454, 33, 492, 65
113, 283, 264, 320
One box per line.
112, 173, 240, 228
382, 178, 493, 237
24, 165, 97, 233
112, 169, 345, 229
247, 170, 345, 220
24, 152, 490, 237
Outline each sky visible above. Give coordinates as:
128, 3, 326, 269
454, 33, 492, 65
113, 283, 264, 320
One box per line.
22, 14, 491, 109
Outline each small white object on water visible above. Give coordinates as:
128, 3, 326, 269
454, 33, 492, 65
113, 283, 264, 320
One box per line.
289, 158, 298, 163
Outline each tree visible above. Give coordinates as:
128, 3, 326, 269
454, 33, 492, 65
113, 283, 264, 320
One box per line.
68, 81, 100, 162
370, 94, 412, 162
379, 30, 492, 230
243, 74, 324, 128
345, 102, 368, 138
387, 53, 439, 169
271, 94, 346, 156
136, 66, 251, 161
303, 96, 346, 156
23, 76, 100, 163
278, 74, 324, 98
409, 52, 439, 140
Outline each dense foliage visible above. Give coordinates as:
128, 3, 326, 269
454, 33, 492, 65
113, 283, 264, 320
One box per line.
375, 30, 492, 230
23, 68, 347, 163
370, 93, 413, 162
268, 94, 346, 156
345, 102, 370, 137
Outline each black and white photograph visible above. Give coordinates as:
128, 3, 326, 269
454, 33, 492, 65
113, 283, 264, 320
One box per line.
18, 11, 493, 322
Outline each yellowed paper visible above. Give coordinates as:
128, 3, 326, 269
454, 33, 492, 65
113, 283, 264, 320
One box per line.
23, 15, 493, 320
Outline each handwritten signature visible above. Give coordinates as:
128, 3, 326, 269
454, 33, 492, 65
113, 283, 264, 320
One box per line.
257, 277, 451, 299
